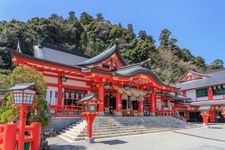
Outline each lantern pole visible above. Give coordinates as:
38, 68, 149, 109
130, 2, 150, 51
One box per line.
18, 103, 27, 150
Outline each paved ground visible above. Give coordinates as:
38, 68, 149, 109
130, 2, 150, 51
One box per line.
47, 124, 225, 150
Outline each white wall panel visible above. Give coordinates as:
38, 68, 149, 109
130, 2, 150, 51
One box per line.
213, 95, 223, 100
46, 87, 58, 105
196, 96, 208, 101
186, 90, 196, 101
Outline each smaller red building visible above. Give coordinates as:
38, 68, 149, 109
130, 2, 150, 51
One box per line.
174, 70, 225, 122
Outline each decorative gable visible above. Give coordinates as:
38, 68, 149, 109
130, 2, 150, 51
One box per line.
92, 53, 124, 71
175, 71, 208, 84
78, 44, 126, 72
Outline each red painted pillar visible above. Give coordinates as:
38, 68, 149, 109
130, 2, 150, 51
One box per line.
208, 87, 213, 100
2, 124, 17, 150
57, 75, 63, 108
18, 106, 27, 150
115, 92, 122, 116
209, 109, 216, 122
83, 113, 97, 143
98, 83, 104, 115
182, 90, 186, 96
138, 101, 144, 116
31, 122, 42, 150
150, 91, 156, 116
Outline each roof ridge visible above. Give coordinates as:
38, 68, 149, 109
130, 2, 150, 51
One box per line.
205, 68, 225, 74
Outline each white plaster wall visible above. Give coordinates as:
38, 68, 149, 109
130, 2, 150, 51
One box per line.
197, 96, 208, 101
213, 95, 223, 100
46, 87, 58, 105
186, 90, 196, 101
44, 76, 58, 84
157, 99, 161, 110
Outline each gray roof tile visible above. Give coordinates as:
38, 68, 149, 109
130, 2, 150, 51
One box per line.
175, 70, 225, 90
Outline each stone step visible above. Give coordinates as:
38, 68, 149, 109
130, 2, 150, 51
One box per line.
92, 126, 152, 132
58, 133, 86, 141
57, 116, 189, 142
58, 131, 85, 138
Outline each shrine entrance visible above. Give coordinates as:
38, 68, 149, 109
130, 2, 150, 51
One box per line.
104, 93, 116, 116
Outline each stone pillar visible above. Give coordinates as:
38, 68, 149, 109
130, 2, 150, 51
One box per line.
98, 83, 104, 116
150, 91, 156, 116
115, 92, 122, 116
138, 101, 144, 116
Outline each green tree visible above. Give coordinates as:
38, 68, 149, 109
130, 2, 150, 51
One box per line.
96, 13, 104, 21
209, 59, 224, 70
0, 66, 49, 126
138, 30, 147, 40
80, 12, 94, 25
68, 11, 78, 21
159, 28, 171, 49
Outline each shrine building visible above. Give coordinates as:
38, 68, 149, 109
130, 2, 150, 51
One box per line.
174, 70, 225, 122
10, 43, 189, 117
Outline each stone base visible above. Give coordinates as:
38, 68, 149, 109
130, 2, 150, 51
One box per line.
114, 112, 122, 117
150, 112, 156, 116
138, 112, 144, 116
85, 137, 95, 143
98, 112, 104, 116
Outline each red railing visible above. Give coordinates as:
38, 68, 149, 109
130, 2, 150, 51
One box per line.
50, 105, 84, 117
0, 125, 4, 150
0, 123, 41, 150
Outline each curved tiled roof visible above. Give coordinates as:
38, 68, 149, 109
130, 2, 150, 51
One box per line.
115, 62, 175, 89
78, 44, 126, 66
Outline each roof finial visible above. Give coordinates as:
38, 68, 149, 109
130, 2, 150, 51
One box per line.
17, 40, 22, 53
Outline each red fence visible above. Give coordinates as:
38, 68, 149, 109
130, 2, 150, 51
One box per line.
0, 125, 4, 150
50, 105, 84, 117
0, 122, 41, 150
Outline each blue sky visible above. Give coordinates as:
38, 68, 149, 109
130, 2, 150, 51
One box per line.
1, 0, 225, 64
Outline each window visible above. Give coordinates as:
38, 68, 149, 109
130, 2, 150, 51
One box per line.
213, 87, 225, 95
196, 88, 208, 97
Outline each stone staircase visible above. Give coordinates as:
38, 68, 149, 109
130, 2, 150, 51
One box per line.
58, 119, 87, 141
58, 116, 190, 142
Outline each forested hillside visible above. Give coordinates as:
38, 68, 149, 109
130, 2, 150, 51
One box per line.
0, 11, 223, 83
